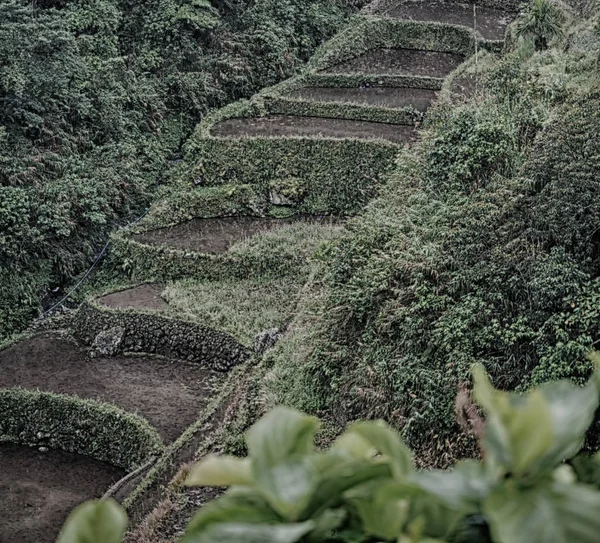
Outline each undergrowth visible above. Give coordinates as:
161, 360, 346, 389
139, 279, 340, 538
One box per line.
264, 7, 600, 464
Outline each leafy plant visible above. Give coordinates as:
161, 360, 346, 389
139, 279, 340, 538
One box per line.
516, 0, 564, 51
62, 364, 600, 542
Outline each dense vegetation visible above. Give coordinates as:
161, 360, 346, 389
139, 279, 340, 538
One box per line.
265, 4, 600, 463
0, 0, 363, 341
60, 364, 600, 542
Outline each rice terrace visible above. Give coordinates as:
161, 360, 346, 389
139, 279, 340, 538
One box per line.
2, 0, 600, 542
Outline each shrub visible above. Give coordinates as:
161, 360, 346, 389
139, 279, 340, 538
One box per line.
62, 364, 600, 542
515, 0, 565, 50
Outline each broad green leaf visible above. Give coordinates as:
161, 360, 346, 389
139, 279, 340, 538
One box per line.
536, 380, 599, 468
408, 461, 491, 511
245, 407, 320, 468
245, 408, 321, 520
378, 480, 468, 538
345, 479, 409, 540
254, 459, 319, 520
185, 492, 279, 534
57, 499, 127, 543
345, 420, 413, 478
182, 521, 315, 543
301, 454, 391, 518
186, 455, 253, 487
331, 431, 374, 459
305, 509, 347, 543
473, 364, 554, 475
485, 480, 600, 543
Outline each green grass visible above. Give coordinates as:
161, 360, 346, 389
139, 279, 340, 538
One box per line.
162, 278, 302, 345
161, 221, 346, 344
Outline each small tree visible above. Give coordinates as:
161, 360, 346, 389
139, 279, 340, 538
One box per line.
516, 0, 564, 51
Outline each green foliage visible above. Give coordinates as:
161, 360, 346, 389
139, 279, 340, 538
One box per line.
57, 500, 127, 543
0, 388, 163, 470
63, 366, 600, 542
516, 0, 565, 50
264, 42, 600, 459
111, 217, 345, 284
0, 0, 360, 341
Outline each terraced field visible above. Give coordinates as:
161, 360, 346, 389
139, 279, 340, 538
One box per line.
0, 1, 517, 541
210, 114, 417, 143
322, 48, 465, 77
288, 86, 438, 110
379, 0, 516, 41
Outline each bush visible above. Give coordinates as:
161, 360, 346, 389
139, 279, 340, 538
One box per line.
62, 364, 600, 542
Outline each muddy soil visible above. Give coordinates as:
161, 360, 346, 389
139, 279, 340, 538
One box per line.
289, 86, 437, 110
382, 0, 515, 42
99, 283, 168, 311
323, 48, 464, 78
0, 335, 224, 442
134, 215, 339, 253
0, 444, 124, 543
211, 115, 416, 144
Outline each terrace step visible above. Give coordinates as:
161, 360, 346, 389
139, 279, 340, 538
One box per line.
0, 335, 225, 442
99, 283, 168, 311
379, 0, 516, 42
323, 48, 464, 77
132, 215, 323, 253
211, 115, 416, 144
0, 444, 124, 543
288, 86, 437, 111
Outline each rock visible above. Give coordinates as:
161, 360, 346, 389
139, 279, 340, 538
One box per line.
253, 327, 283, 355
90, 326, 126, 357
269, 190, 295, 206
38, 447, 49, 453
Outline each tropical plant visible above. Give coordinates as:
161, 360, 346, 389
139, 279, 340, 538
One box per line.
59, 363, 600, 542
515, 0, 564, 50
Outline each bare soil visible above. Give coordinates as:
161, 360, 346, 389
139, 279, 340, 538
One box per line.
382, 0, 515, 42
288, 86, 437, 111
99, 283, 168, 311
0, 444, 124, 543
323, 48, 464, 77
134, 215, 341, 253
0, 335, 225, 442
211, 115, 416, 144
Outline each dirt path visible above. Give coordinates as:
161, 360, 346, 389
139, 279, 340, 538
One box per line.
0, 444, 124, 543
323, 48, 464, 77
211, 115, 416, 143
382, 0, 515, 42
289, 86, 437, 110
0, 335, 225, 442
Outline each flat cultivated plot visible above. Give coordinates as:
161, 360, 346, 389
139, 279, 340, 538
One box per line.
381, 0, 515, 41
289, 86, 438, 111
211, 115, 417, 143
0, 444, 124, 543
0, 335, 224, 442
322, 48, 464, 77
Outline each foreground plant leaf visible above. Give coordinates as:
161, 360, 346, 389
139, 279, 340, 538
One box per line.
186, 454, 253, 487
57, 499, 127, 543
485, 480, 600, 543
185, 491, 280, 534
245, 407, 321, 520
345, 420, 413, 478
344, 479, 409, 540
473, 364, 554, 475
473, 364, 599, 476
182, 521, 316, 543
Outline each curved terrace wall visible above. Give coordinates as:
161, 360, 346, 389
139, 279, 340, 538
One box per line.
73, 300, 251, 371
0, 388, 163, 471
